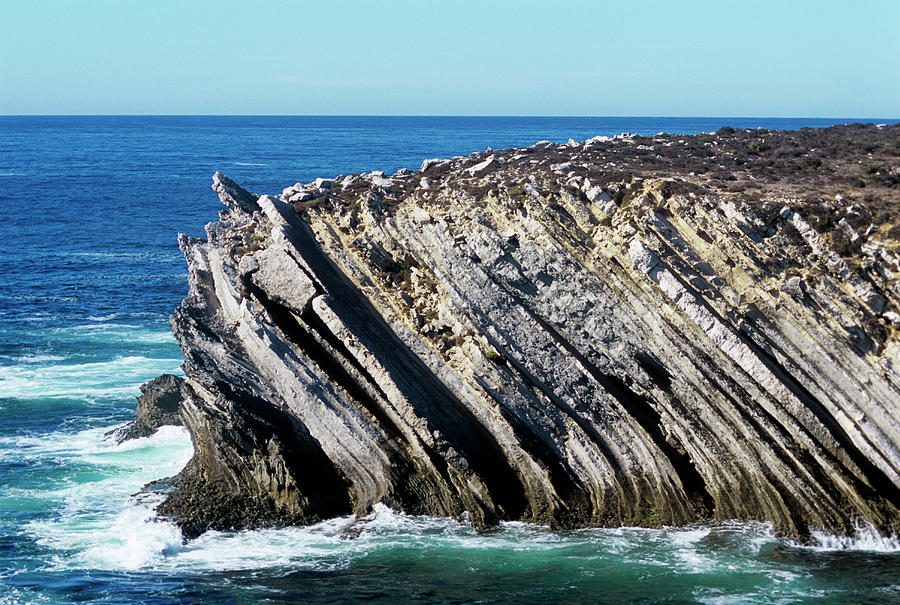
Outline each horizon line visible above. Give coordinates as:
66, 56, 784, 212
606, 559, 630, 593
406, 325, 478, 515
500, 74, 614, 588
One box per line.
1, 114, 898, 121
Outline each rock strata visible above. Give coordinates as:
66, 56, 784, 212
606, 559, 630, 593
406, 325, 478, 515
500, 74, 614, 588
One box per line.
158, 124, 900, 540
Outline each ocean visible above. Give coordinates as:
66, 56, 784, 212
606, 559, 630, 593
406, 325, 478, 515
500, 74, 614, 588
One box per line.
1, 116, 899, 604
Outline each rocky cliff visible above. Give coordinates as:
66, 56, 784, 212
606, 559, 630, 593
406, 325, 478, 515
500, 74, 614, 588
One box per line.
157, 124, 900, 540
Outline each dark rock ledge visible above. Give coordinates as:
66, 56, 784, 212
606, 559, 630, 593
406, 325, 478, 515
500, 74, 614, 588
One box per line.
112, 374, 185, 442
152, 124, 900, 540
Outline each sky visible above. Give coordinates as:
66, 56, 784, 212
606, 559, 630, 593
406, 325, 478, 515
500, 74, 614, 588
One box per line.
1, 0, 898, 117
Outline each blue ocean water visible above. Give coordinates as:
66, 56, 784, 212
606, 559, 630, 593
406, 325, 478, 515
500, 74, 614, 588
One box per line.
1, 116, 899, 604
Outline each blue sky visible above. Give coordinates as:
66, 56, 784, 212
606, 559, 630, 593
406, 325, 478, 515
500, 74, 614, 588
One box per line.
1, 0, 897, 116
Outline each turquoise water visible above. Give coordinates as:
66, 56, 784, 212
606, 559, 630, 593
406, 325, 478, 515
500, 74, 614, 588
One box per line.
1, 116, 898, 603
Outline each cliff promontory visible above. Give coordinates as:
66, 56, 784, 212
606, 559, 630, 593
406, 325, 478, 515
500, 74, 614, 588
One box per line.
156, 124, 900, 540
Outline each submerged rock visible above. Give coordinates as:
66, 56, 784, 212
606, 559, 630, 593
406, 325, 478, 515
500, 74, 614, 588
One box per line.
157, 125, 900, 540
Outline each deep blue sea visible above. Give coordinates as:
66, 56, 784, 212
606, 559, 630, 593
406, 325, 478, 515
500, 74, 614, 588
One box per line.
2, 116, 899, 604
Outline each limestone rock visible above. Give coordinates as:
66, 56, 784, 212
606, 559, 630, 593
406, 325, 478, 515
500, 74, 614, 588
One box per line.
369, 176, 395, 189
412, 207, 432, 224
465, 156, 495, 176
420, 158, 447, 172
157, 124, 900, 541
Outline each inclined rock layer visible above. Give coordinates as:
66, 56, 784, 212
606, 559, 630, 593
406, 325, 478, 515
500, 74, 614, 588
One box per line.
158, 125, 900, 540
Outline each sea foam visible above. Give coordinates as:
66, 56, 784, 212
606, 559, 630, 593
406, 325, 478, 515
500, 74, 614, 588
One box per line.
21, 426, 193, 570
0, 355, 182, 400
808, 524, 900, 552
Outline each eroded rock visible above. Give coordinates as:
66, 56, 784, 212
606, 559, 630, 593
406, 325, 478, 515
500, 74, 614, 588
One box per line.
157, 124, 900, 541
113, 374, 186, 442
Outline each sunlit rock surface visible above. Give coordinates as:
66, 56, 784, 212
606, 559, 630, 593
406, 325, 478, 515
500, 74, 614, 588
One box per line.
157, 124, 900, 540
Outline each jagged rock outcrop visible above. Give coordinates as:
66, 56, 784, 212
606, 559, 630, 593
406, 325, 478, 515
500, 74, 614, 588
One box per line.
158, 124, 900, 540
113, 374, 185, 442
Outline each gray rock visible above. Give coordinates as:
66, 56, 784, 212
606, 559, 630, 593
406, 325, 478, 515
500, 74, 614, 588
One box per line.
212, 172, 260, 216
420, 158, 448, 172
250, 243, 318, 313
238, 254, 260, 275
465, 156, 495, 177
287, 190, 317, 203
369, 176, 395, 189
412, 207, 432, 224
112, 374, 186, 442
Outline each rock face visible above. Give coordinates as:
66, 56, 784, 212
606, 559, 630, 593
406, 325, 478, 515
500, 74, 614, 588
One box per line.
114, 374, 185, 442
158, 124, 900, 540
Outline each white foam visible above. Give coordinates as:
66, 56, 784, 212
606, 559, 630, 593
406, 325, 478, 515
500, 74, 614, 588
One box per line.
808, 523, 900, 552
21, 426, 193, 570
25, 487, 885, 585
86, 313, 120, 321
14, 419, 896, 579
171, 517, 353, 571
139, 504, 474, 572
0, 587, 51, 605
68, 323, 141, 330
130, 332, 180, 344
76, 495, 186, 570
52, 323, 178, 345
5, 354, 66, 363
0, 424, 191, 467
364, 502, 463, 533
0, 355, 182, 400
